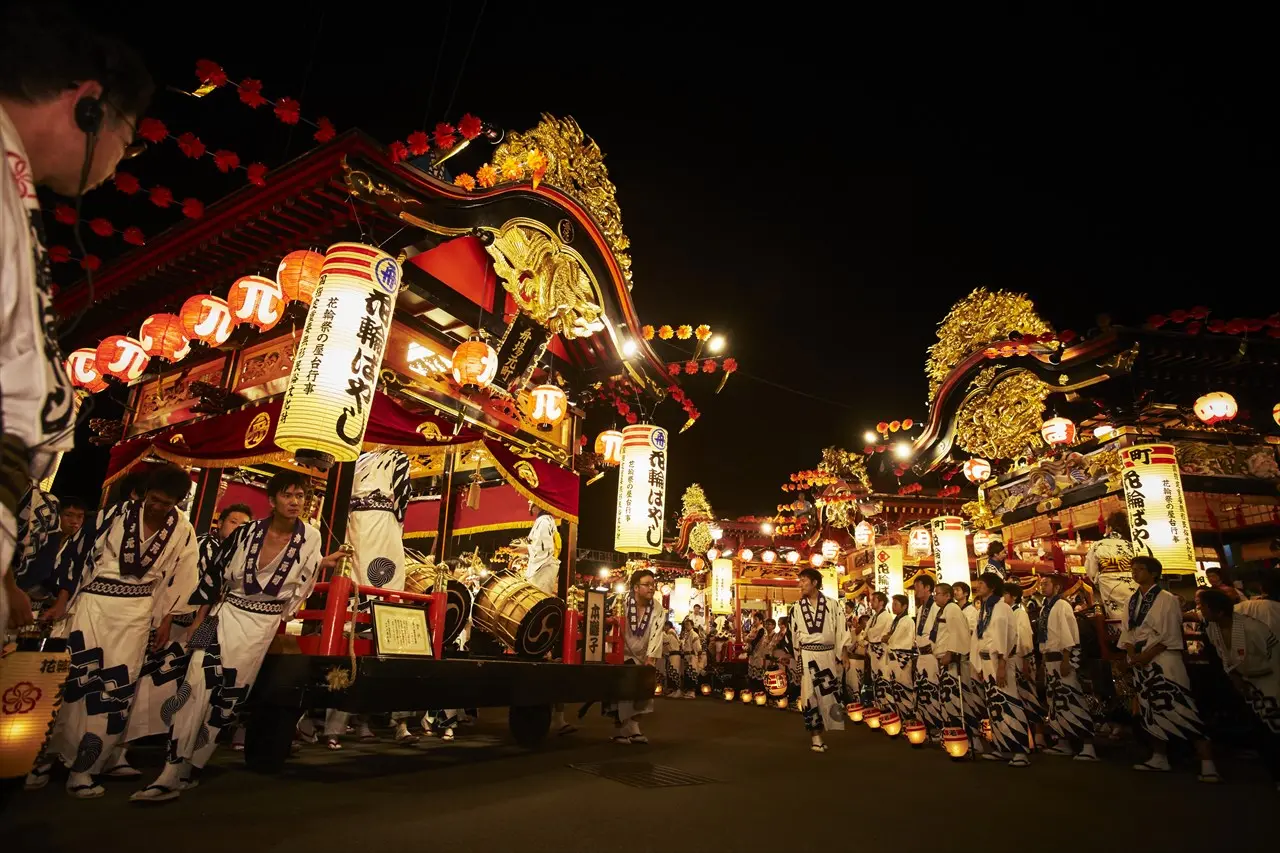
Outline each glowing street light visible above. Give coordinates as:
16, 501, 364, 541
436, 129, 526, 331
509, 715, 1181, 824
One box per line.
893, 442, 912, 460
864, 431, 878, 444
708, 335, 726, 354
622, 339, 638, 357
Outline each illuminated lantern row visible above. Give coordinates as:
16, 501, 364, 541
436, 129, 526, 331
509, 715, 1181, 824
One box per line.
94, 335, 149, 382
854, 520, 874, 548
740, 548, 754, 562
1040, 416, 1076, 446
931, 516, 969, 587
277, 249, 325, 305
614, 424, 668, 555
138, 313, 190, 363
228, 275, 286, 331
595, 430, 624, 466
451, 339, 498, 390
180, 294, 234, 347
1120, 443, 1198, 579
65, 348, 108, 393
972, 529, 993, 556
276, 242, 401, 467
761, 549, 777, 564
526, 384, 567, 431
962, 458, 992, 484
1194, 391, 1237, 425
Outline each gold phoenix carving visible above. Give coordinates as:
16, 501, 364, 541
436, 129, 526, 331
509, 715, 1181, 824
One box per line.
485, 218, 605, 340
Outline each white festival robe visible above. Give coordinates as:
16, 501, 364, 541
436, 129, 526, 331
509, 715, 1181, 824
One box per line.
1205, 613, 1280, 735
788, 594, 849, 733
681, 624, 708, 692
1236, 598, 1280, 637
662, 628, 683, 692
933, 600, 973, 730
1010, 603, 1044, 723
912, 597, 943, 729
607, 594, 664, 725
1119, 585, 1203, 742
349, 450, 411, 591
1038, 596, 1095, 740
973, 598, 1032, 753
1085, 533, 1137, 629
165, 519, 321, 769
523, 513, 559, 595
845, 628, 869, 704
127, 531, 225, 742
959, 603, 987, 727
47, 502, 199, 773
865, 608, 893, 711
886, 613, 916, 719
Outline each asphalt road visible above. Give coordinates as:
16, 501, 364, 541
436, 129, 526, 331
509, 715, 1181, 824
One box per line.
3, 698, 1272, 853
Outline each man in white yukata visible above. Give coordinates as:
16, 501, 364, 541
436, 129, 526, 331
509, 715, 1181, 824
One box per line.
911, 574, 943, 735
1036, 573, 1097, 761
865, 591, 892, 713
1197, 587, 1280, 789
972, 572, 1033, 767
132, 472, 346, 801
933, 583, 973, 751
27, 464, 199, 798
605, 568, 663, 745
788, 567, 849, 753
1085, 511, 1137, 636
515, 503, 576, 734
1003, 582, 1044, 733
952, 580, 986, 740
122, 503, 253, 766
1236, 576, 1280, 636
1, 4, 151, 640
1121, 555, 1217, 781
885, 594, 916, 721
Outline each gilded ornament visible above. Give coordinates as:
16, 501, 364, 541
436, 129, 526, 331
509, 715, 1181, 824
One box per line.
817, 446, 871, 491
514, 460, 540, 488
485, 218, 605, 339
493, 115, 633, 289
244, 412, 271, 449
954, 368, 1049, 460
926, 288, 1054, 401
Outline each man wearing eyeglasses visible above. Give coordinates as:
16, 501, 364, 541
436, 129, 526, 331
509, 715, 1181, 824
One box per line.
0, 3, 152, 640
604, 569, 664, 744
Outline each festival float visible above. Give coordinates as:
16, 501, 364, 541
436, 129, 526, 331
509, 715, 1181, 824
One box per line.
49, 63, 712, 767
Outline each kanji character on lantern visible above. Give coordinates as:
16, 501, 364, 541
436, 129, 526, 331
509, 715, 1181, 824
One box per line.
138, 313, 190, 362
227, 275, 285, 331
962, 458, 992, 483
526, 384, 567, 431
94, 335, 150, 382
595, 430, 624, 466
65, 348, 108, 392
1040, 416, 1076, 446
451, 339, 497, 390
180, 294, 234, 346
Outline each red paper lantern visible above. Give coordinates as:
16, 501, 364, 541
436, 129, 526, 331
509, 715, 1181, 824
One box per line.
138, 313, 190, 362
227, 275, 285, 331
277, 250, 325, 305
94, 335, 150, 382
180, 294, 234, 346
65, 348, 108, 392
1194, 392, 1237, 425
450, 339, 497, 390
595, 430, 624, 466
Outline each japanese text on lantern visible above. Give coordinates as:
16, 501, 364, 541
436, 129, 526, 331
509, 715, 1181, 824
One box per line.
710, 558, 733, 614
275, 243, 401, 463
615, 424, 668, 554
1121, 444, 1196, 573
930, 516, 969, 587
874, 545, 904, 600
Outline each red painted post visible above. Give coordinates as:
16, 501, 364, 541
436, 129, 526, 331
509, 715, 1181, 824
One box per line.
320, 574, 352, 657
605, 616, 625, 665
562, 606, 582, 664
429, 588, 447, 659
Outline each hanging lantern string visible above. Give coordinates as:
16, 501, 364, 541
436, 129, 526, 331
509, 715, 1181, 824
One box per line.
129, 116, 273, 188
184, 59, 337, 144
651, 338, 848, 410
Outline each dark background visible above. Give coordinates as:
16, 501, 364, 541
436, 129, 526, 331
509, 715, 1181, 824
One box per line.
53, 4, 1278, 549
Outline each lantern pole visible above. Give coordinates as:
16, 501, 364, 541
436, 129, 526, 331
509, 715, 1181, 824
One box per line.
320, 461, 355, 560
560, 407, 583, 600
432, 447, 459, 564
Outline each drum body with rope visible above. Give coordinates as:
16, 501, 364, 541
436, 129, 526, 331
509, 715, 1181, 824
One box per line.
763, 664, 788, 697
473, 573, 564, 659
404, 562, 474, 649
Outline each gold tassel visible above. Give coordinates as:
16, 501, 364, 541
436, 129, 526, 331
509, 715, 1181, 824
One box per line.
716, 371, 732, 394
467, 474, 482, 510
679, 417, 697, 434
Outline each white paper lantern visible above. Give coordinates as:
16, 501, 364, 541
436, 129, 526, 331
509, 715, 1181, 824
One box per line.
0, 646, 69, 778
275, 242, 401, 467
873, 545, 904, 599
671, 577, 693, 624
711, 557, 734, 614
1120, 444, 1199, 580
931, 516, 969, 587
908, 527, 932, 557
740, 549, 754, 562
761, 549, 777, 564
614, 424, 668, 554
854, 520, 874, 548
821, 540, 840, 561
1194, 392, 1237, 425
962, 458, 992, 483
1040, 416, 1076, 446
972, 530, 994, 556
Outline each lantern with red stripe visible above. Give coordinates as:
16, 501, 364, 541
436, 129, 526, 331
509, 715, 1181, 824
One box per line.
962, 458, 992, 484
65, 348, 108, 392
277, 249, 324, 305
94, 335, 150, 382
526, 384, 567, 431
180, 294, 234, 346
1040, 416, 1076, 447
1193, 391, 1237, 425
594, 429, 624, 466
138, 313, 190, 363
227, 275, 285, 331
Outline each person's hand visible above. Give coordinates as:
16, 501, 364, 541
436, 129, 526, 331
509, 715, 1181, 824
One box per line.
151, 617, 172, 653
938, 652, 952, 667
645, 657, 656, 668
320, 545, 354, 573
39, 594, 67, 624
6, 583, 34, 629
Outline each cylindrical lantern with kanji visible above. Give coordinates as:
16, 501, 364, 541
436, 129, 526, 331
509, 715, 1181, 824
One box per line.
227, 275, 285, 332
1040, 416, 1076, 447
1194, 392, 1237, 425
180, 294, 234, 346
526, 384, 567, 431
595, 430, 624, 466
962, 458, 992, 484
275, 243, 401, 468
451, 339, 498, 391
138, 313, 190, 363
65, 348, 108, 392
277, 249, 325, 305
0, 642, 70, 779
94, 335, 150, 383
854, 520, 874, 549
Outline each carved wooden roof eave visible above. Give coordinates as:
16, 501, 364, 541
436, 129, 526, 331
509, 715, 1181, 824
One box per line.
340, 152, 674, 399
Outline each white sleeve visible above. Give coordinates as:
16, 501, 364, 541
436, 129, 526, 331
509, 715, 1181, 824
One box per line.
1084, 543, 1101, 584
646, 605, 666, 660
1049, 600, 1079, 649
153, 527, 200, 623
1150, 593, 1183, 650
284, 536, 323, 621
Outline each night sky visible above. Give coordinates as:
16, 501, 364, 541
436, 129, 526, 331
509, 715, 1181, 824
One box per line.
56, 5, 1277, 549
